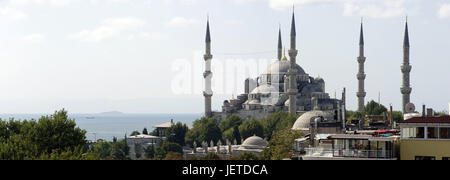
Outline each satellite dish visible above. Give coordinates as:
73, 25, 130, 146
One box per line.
406, 103, 416, 113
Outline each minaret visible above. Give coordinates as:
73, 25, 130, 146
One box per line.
357, 19, 367, 112
278, 25, 283, 60
288, 9, 299, 114
401, 18, 412, 114
204, 18, 213, 118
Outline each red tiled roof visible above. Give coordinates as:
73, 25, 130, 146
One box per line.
400, 116, 450, 124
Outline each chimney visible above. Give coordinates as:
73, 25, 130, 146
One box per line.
422, 105, 426, 117
390, 105, 393, 124
427, 108, 433, 117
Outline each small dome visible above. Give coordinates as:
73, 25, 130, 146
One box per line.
265, 61, 306, 75
292, 110, 333, 131
246, 99, 260, 105
315, 77, 324, 82
241, 135, 268, 148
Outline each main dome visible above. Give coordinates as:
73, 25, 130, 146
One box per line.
265, 60, 306, 75
292, 110, 333, 131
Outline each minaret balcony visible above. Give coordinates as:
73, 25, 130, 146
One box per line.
401, 87, 412, 94
357, 73, 366, 80
204, 54, 213, 60
357, 57, 366, 63
357, 92, 366, 98
203, 91, 213, 97
203, 71, 212, 78
401, 65, 412, 73
288, 49, 298, 57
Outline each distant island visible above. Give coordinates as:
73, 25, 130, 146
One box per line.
98, 111, 124, 116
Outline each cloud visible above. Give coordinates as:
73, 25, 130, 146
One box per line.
68, 17, 145, 43
343, 0, 407, 18
23, 33, 45, 42
7, 0, 74, 6
0, 6, 26, 20
438, 3, 450, 19
168, 16, 200, 27
269, 0, 334, 10
141, 31, 169, 40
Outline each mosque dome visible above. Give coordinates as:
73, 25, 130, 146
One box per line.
315, 76, 324, 82
250, 84, 279, 94
265, 60, 306, 75
292, 110, 333, 131
240, 135, 268, 149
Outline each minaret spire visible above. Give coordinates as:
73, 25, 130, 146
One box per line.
404, 17, 410, 47
206, 16, 211, 43
401, 17, 412, 114
357, 19, 367, 112
288, 7, 299, 114
204, 17, 213, 118
278, 24, 282, 61
359, 18, 364, 45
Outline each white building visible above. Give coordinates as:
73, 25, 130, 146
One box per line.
185, 135, 268, 159
126, 134, 162, 160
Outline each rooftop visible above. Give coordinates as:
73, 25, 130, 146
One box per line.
154, 122, 174, 128
127, 134, 160, 139
400, 116, 450, 124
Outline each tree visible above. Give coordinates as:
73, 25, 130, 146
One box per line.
222, 127, 241, 144
365, 100, 388, 115
32, 110, 87, 155
0, 109, 89, 160
88, 138, 129, 160
167, 122, 189, 146
200, 153, 222, 160
150, 129, 159, 136
185, 117, 221, 147
235, 152, 259, 160
346, 110, 365, 124
163, 152, 184, 160
219, 115, 243, 132
155, 141, 183, 160
144, 144, 155, 159
239, 118, 264, 140
392, 111, 404, 123
260, 129, 303, 160
261, 111, 298, 140
130, 131, 140, 136
90, 140, 112, 159
142, 128, 149, 135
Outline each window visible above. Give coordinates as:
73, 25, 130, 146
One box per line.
415, 156, 436, 160
416, 127, 425, 138
402, 127, 425, 139
427, 127, 438, 139
440, 128, 450, 139
443, 157, 450, 161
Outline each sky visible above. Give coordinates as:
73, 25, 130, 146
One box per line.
0, 0, 449, 114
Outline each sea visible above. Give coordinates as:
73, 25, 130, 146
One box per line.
0, 113, 202, 141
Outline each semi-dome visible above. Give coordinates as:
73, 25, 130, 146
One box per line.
265, 60, 306, 75
250, 84, 279, 94
292, 110, 333, 131
240, 135, 268, 148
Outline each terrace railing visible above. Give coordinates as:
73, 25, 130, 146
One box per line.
304, 148, 394, 159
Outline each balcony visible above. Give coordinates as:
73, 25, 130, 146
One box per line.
304, 148, 395, 160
